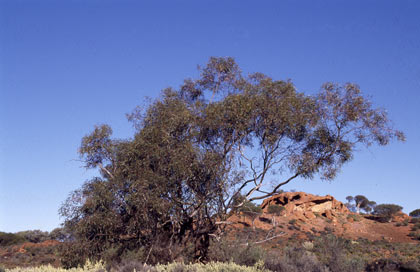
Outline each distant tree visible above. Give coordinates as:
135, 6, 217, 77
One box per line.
409, 209, 420, 218
49, 228, 70, 242
345, 196, 355, 211
362, 201, 377, 214
16, 230, 49, 243
267, 205, 285, 226
345, 195, 376, 214
60, 57, 405, 265
354, 195, 369, 214
238, 201, 263, 230
374, 204, 403, 222
0, 232, 26, 246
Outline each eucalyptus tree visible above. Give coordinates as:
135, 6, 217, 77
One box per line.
60, 57, 404, 265
374, 204, 403, 222
346, 195, 377, 214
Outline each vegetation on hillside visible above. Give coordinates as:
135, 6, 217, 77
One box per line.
0, 232, 26, 247
2, 232, 419, 272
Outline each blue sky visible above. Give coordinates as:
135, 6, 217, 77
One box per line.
1, 0, 419, 232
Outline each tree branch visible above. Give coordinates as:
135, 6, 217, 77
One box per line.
241, 232, 285, 246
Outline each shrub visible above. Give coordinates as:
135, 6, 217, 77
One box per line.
113, 260, 156, 272
209, 240, 266, 267
365, 258, 419, 272
410, 217, 420, 224
58, 241, 88, 269
302, 241, 314, 251
6, 260, 106, 272
408, 231, 420, 241
0, 232, 26, 246
312, 234, 366, 272
346, 214, 360, 222
155, 262, 269, 272
411, 223, 420, 231
395, 219, 408, 227
264, 247, 328, 272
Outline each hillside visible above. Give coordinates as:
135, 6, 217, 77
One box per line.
1, 192, 419, 270
228, 192, 418, 244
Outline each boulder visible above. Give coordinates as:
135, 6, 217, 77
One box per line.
261, 192, 349, 219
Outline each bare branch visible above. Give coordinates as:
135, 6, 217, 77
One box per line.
98, 163, 115, 179
241, 232, 285, 246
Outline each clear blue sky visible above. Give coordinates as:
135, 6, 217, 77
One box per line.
1, 0, 419, 232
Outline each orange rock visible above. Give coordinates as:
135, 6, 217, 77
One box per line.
261, 192, 349, 217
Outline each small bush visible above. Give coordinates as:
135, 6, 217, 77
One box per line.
408, 231, 420, 241
365, 258, 419, 272
113, 260, 156, 272
6, 260, 106, 272
209, 240, 265, 267
395, 219, 408, 227
312, 234, 366, 272
155, 262, 269, 272
410, 217, 420, 224
346, 214, 360, 221
264, 247, 328, 272
302, 241, 314, 251
411, 222, 420, 231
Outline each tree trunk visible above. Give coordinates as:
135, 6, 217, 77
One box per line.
195, 232, 210, 262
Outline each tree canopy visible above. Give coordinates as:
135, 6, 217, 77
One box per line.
345, 195, 376, 214
409, 209, 420, 218
374, 204, 403, 222
60, 57, 404, 266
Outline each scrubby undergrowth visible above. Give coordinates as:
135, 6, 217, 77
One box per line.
3, 233, 419, 272
5, 261, 269, 272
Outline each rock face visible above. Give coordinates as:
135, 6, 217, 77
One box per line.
261, 192, 349, 220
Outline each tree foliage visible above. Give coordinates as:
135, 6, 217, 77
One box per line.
236, 200, 263, 229
267, 205, 285, 227
345, 195, 376, 214
267, 205, 285, 216
409, 209, 420, 218
0, 232, 26, 246
16, 230, 50, 243
373, 204, 403, 222
60, 57, 404, 265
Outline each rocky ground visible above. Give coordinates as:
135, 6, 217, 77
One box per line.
228, 192, 418, 244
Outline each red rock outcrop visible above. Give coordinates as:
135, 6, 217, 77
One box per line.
228, 191, 417, 244
261, 192, 349, 221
